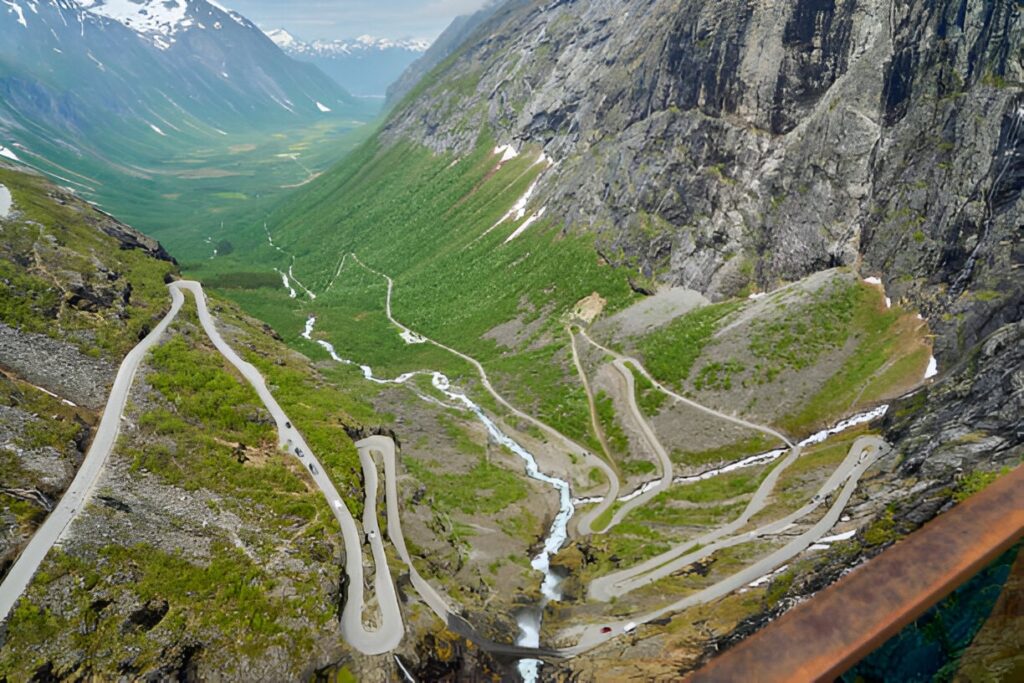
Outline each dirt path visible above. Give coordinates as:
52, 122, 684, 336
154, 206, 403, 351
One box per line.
567, 327, 621, 534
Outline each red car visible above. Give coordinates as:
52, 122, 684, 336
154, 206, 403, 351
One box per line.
600, 626, 613, 634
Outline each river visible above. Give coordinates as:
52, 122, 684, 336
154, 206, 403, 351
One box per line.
303, 317, 572, 682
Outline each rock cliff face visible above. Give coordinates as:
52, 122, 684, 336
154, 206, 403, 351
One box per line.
378, 3, 1021, 671
384, 0, 1021, 335
384, 0, 1022, 471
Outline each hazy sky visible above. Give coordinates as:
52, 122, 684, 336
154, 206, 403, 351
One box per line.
225, 0, 491, 41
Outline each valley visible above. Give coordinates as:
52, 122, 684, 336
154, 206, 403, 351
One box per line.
0, 0, 1021, 681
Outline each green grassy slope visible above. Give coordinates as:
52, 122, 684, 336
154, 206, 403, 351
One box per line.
195, 138, 638, 448
0, 165, 177, 358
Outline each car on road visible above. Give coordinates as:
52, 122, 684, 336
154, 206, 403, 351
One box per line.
600, 626, 613, 634
368, 530, 377, 540
308, 463, 318, 475
285, 421, 291, 428
623, 622, 637, 634
295, 447, 304, 457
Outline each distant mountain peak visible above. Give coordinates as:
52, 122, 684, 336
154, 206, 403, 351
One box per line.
266, 28, 430, 57
265, 27, 296, 48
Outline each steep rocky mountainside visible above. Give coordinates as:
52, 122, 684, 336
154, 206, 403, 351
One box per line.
0, 163, 409, 681
0, 162, 177, 587
385, 0, 1022, 472
384, 0, 512, 107
387, 1, 1020, 317
240, 1, 1024, 675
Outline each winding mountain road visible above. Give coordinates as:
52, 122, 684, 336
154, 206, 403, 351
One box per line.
573, 327, 792, 536
0, 285, 186, 624
0, 266, 900, 665
339, 256, 892, 656
357, 435, 556, 659
560, 436, 889, 654
350, 254, 617, 504
567, 328, 621, 534
0, 281, 405, 655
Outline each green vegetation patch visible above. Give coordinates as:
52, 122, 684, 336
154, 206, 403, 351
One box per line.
779, 282, 931, 432
953, 466, 1014, 503
404, 455, 528, 515
0, 541, 326, 677
594, 390, 629, 454
748, 279, 860, 381
629, 363, 668, 415
196, 138, 637, 452
0, 168, 178, 359
635, 300, 743, 390
672, 433, 778, 467
136, 326, 322, 526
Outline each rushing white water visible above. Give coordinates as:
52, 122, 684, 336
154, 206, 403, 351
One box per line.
277, 269, 297, 298
431, 373, 573, 682
302, 316, 573, 681
586, 405, 894, 505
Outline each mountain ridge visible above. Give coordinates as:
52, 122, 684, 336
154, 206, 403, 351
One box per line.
265, 27, 430, 97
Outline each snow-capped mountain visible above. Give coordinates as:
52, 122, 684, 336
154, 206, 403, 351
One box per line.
0, 0, 356, 137
266, 28, 430, 97
267, 29, 429, 57
74, 0, 253, 50
0, 0, 361, 198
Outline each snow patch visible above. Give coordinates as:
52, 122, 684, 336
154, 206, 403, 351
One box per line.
664, 405, 891, 491
494, 144, 518, 163
301, 316, 316, 341
483, 178, 539, 238
0, 146, 19, 162
818, 530, 857, 544
315, 101, 332, 113
800, 405, 889, 447
267, 28, 430, 56
924, 355, 938, 379
0, 183, 12, 219
534, 152, 554, 168
748, 292, 766, 300
3, 1, 27, 27
149, 123, 167, 136
504, 207, 546, 243
747, 565, 789, 588
79, 0, 191, 48
674, 448, 788, 486
863, 276, 882, 285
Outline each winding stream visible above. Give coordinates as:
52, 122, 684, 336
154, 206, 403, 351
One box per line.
303, 316, 572, 682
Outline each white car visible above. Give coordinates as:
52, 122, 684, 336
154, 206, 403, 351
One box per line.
623, 621, 637, 634
368, 530, 377, 540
